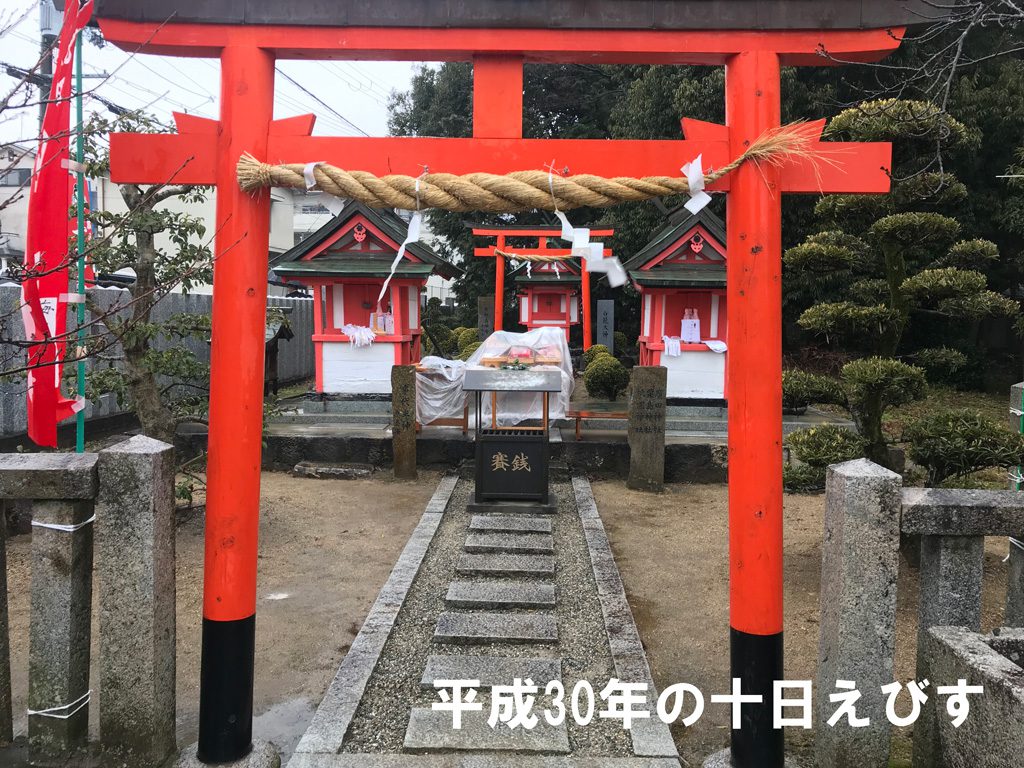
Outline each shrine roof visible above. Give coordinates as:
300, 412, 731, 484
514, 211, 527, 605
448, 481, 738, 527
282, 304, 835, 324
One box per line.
513, 272, 582, 286
274, 257, 436, 280
270, 199, 461, 280
94, 1, 934, 30
629, 264, 726, 288
623, 207, 726, 273
510, 258, 582, 286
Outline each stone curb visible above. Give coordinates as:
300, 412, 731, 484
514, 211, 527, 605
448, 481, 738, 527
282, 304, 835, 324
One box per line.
290, 474, 459, 758
571, 476, 679, 760
288, 756, 680, 767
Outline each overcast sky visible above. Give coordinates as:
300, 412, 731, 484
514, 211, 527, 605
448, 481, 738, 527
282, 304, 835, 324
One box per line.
0, 0, 425, 148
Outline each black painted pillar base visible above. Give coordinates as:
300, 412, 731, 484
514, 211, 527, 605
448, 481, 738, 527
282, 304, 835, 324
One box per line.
197, 615, 256, 764
730, 628, 784, 768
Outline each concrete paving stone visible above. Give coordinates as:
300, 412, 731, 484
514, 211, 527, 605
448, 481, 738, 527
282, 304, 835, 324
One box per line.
403, 707, 569, 753
456, 553, 555, 577
420, 655, 561, 690
469, 515, 553, 533
464, 532, 554, 555
445, 580, 556, 609
433, 612, 558, 645
466, 501, 558, 515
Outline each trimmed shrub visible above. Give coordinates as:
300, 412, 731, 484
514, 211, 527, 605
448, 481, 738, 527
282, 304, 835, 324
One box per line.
786, 425, 868, 468
582, 344, 610, 369
841, 357, 927, 466
457, 341, 481, 361
457, 328, 479, 352
782, 369, 845, 411
613, 331, 628, 353
905, 408, 1024, 487
784, 424, 868, 494
583, 353, 630, 401
912, 347, 968, 387
783, 464, 827, 494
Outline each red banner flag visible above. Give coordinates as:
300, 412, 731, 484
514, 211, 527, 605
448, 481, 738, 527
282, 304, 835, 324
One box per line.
22, 0, 93, 447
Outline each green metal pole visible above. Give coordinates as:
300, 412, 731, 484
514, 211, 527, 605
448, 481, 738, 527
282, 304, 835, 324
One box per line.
74, 31, 85, 453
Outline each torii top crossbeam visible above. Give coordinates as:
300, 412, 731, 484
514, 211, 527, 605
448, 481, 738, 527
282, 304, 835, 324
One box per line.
95, 2, 910, 765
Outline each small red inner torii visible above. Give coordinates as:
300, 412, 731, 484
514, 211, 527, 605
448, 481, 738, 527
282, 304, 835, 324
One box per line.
97, 10, 901, 767
471, 224, 614, 348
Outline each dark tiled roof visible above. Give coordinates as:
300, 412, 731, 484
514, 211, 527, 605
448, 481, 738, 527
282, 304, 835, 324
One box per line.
270, 199, 461, 280
629, 264, 726, 288
623, 207, 726, 273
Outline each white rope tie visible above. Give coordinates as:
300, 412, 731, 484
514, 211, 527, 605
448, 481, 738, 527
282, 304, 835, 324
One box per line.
1004, 537, 1024, 563
28, 690, 91, 719
31, 514, 95, 533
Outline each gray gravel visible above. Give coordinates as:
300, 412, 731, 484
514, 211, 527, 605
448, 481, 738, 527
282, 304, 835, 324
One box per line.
341, 477, 633, 757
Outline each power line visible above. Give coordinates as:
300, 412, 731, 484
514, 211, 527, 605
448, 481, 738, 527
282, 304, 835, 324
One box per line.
275, 66, 370, 137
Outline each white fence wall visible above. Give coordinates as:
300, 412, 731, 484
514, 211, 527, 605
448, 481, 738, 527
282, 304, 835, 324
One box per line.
0, 285, 314, 437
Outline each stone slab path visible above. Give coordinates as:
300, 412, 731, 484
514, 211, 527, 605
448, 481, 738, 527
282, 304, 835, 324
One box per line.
289, 474, 677, 767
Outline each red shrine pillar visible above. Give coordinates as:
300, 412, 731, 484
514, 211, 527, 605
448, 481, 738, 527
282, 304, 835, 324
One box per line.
198, 44, 275, 763
725, 50, 784, 768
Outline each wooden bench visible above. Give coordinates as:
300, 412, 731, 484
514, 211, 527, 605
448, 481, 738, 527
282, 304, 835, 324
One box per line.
414, 404, 469, 434
565, 407, 629, 440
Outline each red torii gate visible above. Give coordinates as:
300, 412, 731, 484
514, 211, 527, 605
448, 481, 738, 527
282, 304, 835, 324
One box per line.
99, 16, 898, 767
471, 225, 615, 348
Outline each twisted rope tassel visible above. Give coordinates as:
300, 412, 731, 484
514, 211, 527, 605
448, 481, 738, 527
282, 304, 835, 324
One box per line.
493, 248, 572, 263
237, 122, 824, 213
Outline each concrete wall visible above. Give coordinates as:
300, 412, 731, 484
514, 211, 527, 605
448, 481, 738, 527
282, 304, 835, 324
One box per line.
0, 285, 314, 437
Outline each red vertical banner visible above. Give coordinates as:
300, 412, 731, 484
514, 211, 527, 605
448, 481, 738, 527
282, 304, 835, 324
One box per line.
22, 0, 94, 447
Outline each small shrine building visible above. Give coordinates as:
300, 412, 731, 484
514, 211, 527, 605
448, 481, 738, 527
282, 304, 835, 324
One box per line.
272, 200, 461, 394
511, 257, 582, 338
625, 208, 728, 400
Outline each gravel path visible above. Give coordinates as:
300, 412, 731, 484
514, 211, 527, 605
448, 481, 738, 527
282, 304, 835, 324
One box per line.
341, 477, 633, 757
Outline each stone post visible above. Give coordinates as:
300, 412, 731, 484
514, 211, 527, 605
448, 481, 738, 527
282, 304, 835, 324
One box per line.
1006, 381, 1024, 626
477, 296, 495, 340
627, 366, 667, 492
0, 505, 10, 745
392, 365, 418, 480
911, 534, 984, 768
596, 299, 615, 354
0, 453, 98, 761
815, 459, 902, 768
97, 436, 177, 765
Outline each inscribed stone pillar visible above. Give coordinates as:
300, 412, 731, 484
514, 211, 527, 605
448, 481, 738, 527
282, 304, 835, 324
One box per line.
97, 435, 177, 765
815, 459, 902, 768
627, 366, 667, 492
912, 534, 984, 768
477, 297, 495, 340
1006, 381, 1024, 626
392, 365, 418, 479
596, 300, 614, 354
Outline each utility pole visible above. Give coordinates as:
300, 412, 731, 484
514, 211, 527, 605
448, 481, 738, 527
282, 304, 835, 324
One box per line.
38, 0, 59, 129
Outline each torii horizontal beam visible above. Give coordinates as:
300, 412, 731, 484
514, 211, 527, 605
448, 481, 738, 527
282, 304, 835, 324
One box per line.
99, 19, 904, 65
109, 115, 892, 195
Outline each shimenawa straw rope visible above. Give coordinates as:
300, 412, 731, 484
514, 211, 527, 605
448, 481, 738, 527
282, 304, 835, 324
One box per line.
237, 122, 829, 213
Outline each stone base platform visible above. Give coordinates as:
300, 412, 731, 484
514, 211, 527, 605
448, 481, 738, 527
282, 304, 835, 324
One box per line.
702, 748, 803, 767
176, 740, 280, 768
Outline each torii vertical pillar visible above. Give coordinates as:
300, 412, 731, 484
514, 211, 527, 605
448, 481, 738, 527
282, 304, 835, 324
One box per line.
198, 45, 275, 764
725, 51, 784, 766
